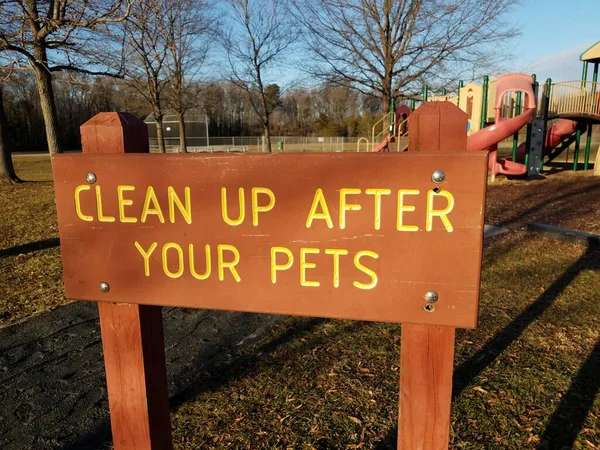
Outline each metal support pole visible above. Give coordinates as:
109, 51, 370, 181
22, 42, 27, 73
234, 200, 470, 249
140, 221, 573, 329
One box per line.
541, 78, 552, 166
582, 62, 589, 89
573, 129, 581, 171
512, 92, 522, 162
205, 114, 210, 148
584, 123, 593, 170
480, 76, 489, 130
591, 63, 599, 115
422, 86, 429, 102
457, 80, 463, 107
524, 74, 537, 171
390, 97, 396, 136
410, 99, 416, 111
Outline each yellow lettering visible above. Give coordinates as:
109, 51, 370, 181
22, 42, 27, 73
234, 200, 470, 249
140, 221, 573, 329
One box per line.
95, 185, 115, 222
339, 188, 361, 229
218, 244, 241, 282
365, 188, 391, 230
117, 185, 137, 223
134, 241, 157, 277
189, 244, 211, 280
270, 247, 294, 284
251, 187, 275, 226
325, 248, 348, 288
74, 185, 93, 222
397, 189, 420, 232
168, 186, 192, 224
300, 247, 320, 287
141, 186, 165, 223
306, 188, 333, 229
162, 242, 184, 278
221, 187, 245, 226
353, 250, 379, 290
426, 189, 454, 232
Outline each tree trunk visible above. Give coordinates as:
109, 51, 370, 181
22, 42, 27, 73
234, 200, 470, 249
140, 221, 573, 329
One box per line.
155, 114, 166, 153
382, 79, 393, 114
33, 64, 61, 154
177, 111, 187, 153
0, 86, 20, 183
264, 120, 272, 153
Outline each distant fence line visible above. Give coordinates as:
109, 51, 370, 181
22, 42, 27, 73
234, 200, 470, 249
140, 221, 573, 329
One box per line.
149, 136, 364, 153
150, 127, 600, 154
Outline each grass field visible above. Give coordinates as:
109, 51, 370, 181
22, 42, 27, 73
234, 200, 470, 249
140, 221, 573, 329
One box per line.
1, 154, 599, 448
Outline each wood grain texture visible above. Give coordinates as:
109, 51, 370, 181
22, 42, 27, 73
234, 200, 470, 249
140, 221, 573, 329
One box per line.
398, 102, 480, 449
98, 302, 172, 450
81, 112, 173, 450
398, 324, 456, 449
408, 102, 468, 153
52, 151, 487, 328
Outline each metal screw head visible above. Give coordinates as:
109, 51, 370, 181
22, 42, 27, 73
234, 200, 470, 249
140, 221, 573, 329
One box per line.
86, 172, 97, 184
424, 291, 438, 303
99, 282, 110, 293
431, 170, 446, 183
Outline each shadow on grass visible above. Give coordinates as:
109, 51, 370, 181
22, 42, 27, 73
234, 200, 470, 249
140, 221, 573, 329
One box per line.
537, 337, 600, 449
374, 246, 600, 449
0, 237, 60, 258
453, 246, 599, 399
490, 182, 600, 230
61, 317, 354, 450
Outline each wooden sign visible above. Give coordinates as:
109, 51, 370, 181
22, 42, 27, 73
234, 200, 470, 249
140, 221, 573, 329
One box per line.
52, 152, 487, 328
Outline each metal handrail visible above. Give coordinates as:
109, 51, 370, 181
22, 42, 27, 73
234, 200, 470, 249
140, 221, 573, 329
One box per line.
356, 137, 369, 152
371, 111, 396, 150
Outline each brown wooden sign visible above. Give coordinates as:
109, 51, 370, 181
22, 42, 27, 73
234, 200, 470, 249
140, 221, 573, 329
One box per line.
52, 151, 487, 328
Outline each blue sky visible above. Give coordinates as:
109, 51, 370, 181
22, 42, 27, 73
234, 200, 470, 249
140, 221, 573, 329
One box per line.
269, 1, 600, 89
506, 0, 600, 81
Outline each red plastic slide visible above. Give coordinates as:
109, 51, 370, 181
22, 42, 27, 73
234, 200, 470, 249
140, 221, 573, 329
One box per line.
370, 133, 391, 152
466, 73, 537, 177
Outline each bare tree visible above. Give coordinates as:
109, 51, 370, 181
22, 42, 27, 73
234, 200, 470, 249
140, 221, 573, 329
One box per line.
164, 0, 216, 153
293, 0, 519, 111
0, 1, 133, 154
221, 0, 297, 152
0, 77, 20, 183
122, 0, 174, 153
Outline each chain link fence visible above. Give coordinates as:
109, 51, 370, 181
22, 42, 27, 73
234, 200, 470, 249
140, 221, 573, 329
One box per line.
149, 136, 366, 153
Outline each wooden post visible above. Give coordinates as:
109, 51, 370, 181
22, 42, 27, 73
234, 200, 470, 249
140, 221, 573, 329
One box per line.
399, 102, 469, 449
80, 112, 173, 450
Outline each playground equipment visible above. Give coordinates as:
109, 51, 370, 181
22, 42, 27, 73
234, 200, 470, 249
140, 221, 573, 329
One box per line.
366, 102, 411, 152
365, 40, 600, 179
465, 74, 535, 178
366, 74, 535, 179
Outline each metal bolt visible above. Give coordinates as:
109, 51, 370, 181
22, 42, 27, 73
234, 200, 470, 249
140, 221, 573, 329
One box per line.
99, 282, 110, 293
431, 170, 446, 183
424, 291, 438, 303
86, 172, 97, 184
